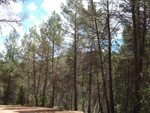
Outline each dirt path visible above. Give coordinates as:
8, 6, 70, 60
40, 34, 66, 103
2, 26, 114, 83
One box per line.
0, 105, 83, 113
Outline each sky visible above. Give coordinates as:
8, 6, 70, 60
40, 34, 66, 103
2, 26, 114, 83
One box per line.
0, 0, 66, 52
0, 0, 121, 52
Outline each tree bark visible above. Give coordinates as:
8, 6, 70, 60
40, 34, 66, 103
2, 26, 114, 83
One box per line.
131, 0, 140, 112
27, 72, 30, 105
74, 11, 78, 111
125, 64, 130, 113
139, 0, 147, 76
32, 46, 38, 106
50, 39, 55, 107
37, 59, 43, 96
90, 0, 110, 113
4, 75, 11, 105
88, 46, 93, 113
94, 52, 103, 113
106, 0, 114, 113
42, 51, 49, 107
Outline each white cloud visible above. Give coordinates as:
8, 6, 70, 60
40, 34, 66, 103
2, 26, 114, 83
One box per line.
41, 0, 65, 14
10, 0, 23, 13
33, 19, 42, 27
17, 37, 23, 47
0, 23, 24, 37
34, 19, 42, 34
41, 15, 49, 21
27, 2, 37, 11
0, 44, 6, 53
82, 1, 88, 9
29, 19, 42, 35
29, 14, 36, 20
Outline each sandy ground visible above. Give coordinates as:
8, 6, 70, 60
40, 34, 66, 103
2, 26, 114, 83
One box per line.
0, 105, 83, 113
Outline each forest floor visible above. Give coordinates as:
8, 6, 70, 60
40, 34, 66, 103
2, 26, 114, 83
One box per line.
0, 105, 83, 113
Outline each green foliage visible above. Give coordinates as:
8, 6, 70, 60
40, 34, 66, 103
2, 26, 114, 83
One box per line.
17, 86, 25, 105
140, 88, 150, 112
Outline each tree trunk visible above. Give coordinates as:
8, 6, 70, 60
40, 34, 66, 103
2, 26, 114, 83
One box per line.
33, 46, 38, 106
82, 77, 85, 112
90, 0, 110, 113
82, 51, 85, 112
50, 39, 55, 107
37, 58, 43, 96
131, 0, 140, 112
95, 57, 103, 113
139, 0, 147, 76
125, 64, 130, 113
71, 86, 73, 110
37, 66, 41, 96
4, 75, 11, 105
96, 70, 103, 113
88, 46, 93, 113
106, 0, 114, 113
42, 52, 49, 107
74, 14, 77, 111
27, 72, 30, 104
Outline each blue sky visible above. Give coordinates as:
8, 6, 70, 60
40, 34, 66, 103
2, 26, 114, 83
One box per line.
0, 0, 66, 52
22, 0, 67, 35
0, 0, 122, 52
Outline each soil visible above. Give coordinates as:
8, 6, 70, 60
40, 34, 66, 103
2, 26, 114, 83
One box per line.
0, 105, 83, 113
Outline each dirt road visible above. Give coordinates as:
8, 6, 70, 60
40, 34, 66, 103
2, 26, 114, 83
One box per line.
0, 105, 83, 113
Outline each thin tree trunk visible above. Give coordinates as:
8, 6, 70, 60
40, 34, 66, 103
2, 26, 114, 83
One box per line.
42, 52, 49, 107
125, 65, 130, 113
88, 46, 93, 113
51, 80, 55, 107
71, 86, 73, 110
139, 0, 147, 75
27, 49, 30, 105
37, 58, 43, 96
106, 0, 114, 113
33, 46, 38, 106
74, 14, 77, 111
82, 77, 85, 112
82, 50, 85, 112
50, 39, 55, 107
27, 72, 30, 104
96, 70, 103, 113
137, 1, 141, 76
95, 11, 110, 113
90, 0, 110, 113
